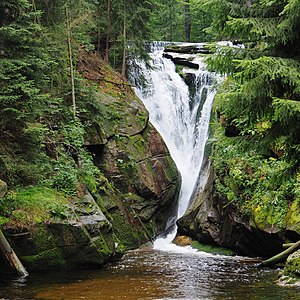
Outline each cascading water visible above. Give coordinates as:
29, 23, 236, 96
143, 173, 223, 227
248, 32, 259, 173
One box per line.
129, 43, 216, 251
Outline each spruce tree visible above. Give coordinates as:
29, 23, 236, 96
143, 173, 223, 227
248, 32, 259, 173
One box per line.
0, 0, 48, 184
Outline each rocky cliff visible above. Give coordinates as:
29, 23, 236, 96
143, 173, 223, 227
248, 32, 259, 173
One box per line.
0, 53, 181, 273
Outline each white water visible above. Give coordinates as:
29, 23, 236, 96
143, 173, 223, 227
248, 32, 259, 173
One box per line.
129, 44, 216, 252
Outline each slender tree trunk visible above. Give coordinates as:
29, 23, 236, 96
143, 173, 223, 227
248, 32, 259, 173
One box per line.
66, 4, 76, 119
185, 0, 191, 42
121, 9, 126, 78
0, 229, 28, 277
97, 0, 101, 55
169, 2, 173, 41
105, 0, 111, 63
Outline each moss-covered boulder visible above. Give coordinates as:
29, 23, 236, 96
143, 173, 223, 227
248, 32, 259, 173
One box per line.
279, 250, 300, 286
3, 190, 117, 271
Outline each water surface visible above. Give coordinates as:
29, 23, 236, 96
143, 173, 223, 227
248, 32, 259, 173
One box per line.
0, 249, 299, 300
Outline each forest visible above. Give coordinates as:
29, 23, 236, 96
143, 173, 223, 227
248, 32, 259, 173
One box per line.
0, 0, 299, 287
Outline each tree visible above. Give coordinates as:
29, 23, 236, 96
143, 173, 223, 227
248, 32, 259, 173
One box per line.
105, 0, 111, 62
185, 0, 191, 42
0, 0, 48, 184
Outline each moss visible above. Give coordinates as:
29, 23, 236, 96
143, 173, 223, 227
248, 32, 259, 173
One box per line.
2, 186, 68, 226
175, 65, 184, 78
110, 213, 142, 249
21, 248, 67, 271
191, 241, 236, 256
280, 250, 300, 285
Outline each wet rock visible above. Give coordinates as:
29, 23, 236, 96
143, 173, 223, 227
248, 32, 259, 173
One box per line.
164, 44, 212, 54
80, 59, 181, 251
98, 123, 180, 249
163, 53, 199, 69
173, 235, 192, 247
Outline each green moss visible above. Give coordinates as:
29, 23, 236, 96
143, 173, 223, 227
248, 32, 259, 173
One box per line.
281, 250, 300, 282
0, 216, 9, 227
175, 65, 184, 77
110, 213, 142, 249
1, 186, 68, 226
191, 241, 236, 256
22, 248, 67, 271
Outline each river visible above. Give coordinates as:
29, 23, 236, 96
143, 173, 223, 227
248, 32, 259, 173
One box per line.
0, 248, 299, 299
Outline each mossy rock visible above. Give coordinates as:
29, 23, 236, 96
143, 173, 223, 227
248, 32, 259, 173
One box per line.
279, 249, 300, 286
191, 241, 236, 256
4, 190, 117, 271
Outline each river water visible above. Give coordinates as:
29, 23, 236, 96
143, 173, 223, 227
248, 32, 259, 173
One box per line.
0, 248, 299, 300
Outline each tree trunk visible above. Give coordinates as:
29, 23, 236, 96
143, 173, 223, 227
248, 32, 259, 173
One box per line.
121, 8, 126, 78
283, 243, 296, 249
66, 4, 76, 119
0, 229, 28, 277
185, 0, 191, 42
105, 0, 111, 63
97, 0, 101, 55
260, 240, 300, 267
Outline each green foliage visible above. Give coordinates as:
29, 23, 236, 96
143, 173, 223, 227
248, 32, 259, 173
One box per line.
212, 125, 296, 228
149, 0, 213, 42
205, 1, 300, 231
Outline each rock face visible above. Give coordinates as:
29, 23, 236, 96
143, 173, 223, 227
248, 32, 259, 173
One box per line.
84, 90, 180, 249
177, 164, 298, 257
0, 180, 7, 198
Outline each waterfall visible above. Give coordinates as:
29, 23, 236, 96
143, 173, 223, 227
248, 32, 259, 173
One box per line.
129, 43, 216, 251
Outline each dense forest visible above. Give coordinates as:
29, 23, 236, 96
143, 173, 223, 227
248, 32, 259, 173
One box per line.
0, 0, 208, 191
0, 0, 299, 281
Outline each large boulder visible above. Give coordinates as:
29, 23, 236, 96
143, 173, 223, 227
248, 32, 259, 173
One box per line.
4, 191, 117, 271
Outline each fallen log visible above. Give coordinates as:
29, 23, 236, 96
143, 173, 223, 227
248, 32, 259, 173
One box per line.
0, 229, 28, 277
282, 243, 295, 249
259, 240, 300, 267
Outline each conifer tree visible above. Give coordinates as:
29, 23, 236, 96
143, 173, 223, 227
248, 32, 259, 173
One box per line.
0, 0, 47, 184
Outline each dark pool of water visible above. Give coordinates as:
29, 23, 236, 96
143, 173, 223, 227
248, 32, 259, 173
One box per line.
0, 249, 299, 300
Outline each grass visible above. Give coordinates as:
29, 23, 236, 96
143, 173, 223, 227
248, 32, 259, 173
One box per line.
0, 186, 68, 226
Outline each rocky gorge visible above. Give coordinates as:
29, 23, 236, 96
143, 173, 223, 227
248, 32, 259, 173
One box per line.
0, 44, 299, 288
